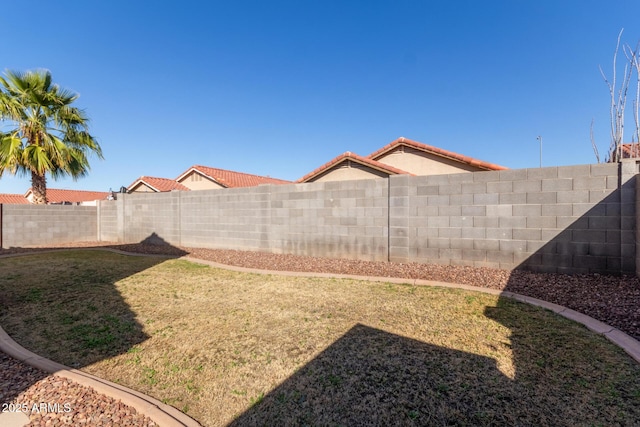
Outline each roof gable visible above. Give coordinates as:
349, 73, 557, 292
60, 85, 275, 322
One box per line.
297, 152, 412, 183
368, 137, 507, 171
127, 176, 190, 192
176, 165, 291, 188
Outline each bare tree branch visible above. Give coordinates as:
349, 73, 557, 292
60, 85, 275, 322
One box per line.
626, 40, 640, 147
591, 118, 600, 163
600, 29, 633, 162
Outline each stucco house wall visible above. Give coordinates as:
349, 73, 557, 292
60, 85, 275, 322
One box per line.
311, 161, 390, 182
177, 170, 225, 190
129, 183, 156, 193
375, 146, 482, 175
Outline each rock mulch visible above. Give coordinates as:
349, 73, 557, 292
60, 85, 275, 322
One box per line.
1, 241, 639, 426
0, 352, 156, 426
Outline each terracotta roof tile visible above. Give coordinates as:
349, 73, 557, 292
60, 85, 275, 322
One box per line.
127, 176, 190, 192
0, 193, 30, 204
368, 137, 508, 171
177, 165, 291, 188
2, 189, 110, 204
621, 143, 640, 158
297, 151, 412, 183
23, 188, 110, 203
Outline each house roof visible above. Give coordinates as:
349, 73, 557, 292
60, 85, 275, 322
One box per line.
24, 188, 111, 203
297, 151, 412, 183
0, 193, 30, 204
367, 137, 508, 171
127, 176, 191, 193
176, 165, 291, 188
621, 143, 640, 158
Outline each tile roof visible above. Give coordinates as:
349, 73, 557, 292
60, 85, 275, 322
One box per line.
127, 176, 190, 192
1, 189, 110, 204
0, 193, 30, 204
24, 188, 111, 203
367, 137, 508, 171
177, 165, 292, 188
297, 151, 412, 183
621, 143, 640, 158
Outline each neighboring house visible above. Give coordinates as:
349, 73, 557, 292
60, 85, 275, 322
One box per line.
298, 151, 414, 183
621, 143, 640, 159
298, 137, 508, 183
176, 165, 291, 190
127, 176, 190, 193
25, 188, 110, 205
128, 165, 291, 193
0, 188, 110, 205
0, 193, 30, 204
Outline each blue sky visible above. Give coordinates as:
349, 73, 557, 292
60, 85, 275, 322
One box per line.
2, 0, 640, 193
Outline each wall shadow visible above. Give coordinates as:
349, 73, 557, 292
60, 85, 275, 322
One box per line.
0, 234, 188, 405
504, 179, 640, 342
513, 181, 631, 276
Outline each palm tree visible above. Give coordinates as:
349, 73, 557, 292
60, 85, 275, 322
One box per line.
0, 69, 102, 204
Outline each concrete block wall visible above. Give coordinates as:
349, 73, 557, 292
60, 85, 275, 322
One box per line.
1, 204, 97, 248
94, 161, 638, 275
118, 191, 182, 245
390, 162, 636, 274
267, 179, 388, 261
636, 173, 640, 278
180, 185, 270, 251
97, 200, 118, 242
104, 179, 389, 262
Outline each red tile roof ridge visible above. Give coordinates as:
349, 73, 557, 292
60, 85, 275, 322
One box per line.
368, 137, 508, 171
297, 151, 412, 183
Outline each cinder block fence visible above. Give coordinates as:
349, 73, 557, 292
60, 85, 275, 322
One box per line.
0, 204, 96, 248
2, 161, 639, 276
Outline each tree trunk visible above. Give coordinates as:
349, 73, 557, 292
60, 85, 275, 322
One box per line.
31, 172, 47, 204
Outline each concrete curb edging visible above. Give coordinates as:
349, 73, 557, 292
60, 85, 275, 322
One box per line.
0, 249, 200, 427
178, 255, 640, 364
0, 324, 201, 427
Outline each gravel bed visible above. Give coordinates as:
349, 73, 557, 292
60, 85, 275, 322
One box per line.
0, 352, 156, 426
2, 241, 639, 426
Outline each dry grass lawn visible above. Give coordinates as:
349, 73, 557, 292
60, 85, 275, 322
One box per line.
1, 250, 639, 426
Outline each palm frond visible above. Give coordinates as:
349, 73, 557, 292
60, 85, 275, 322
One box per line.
23, 144, 53, 175
0, 68, 102, 193
0, 133, 26, 177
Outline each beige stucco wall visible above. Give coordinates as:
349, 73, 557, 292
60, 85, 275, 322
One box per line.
309, 161, 389, 182
178, 171, 225, 190
130, 183, 156, 193
375, 146, 480, 175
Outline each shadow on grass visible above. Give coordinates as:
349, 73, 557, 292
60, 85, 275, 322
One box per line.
230, 309, 640, 426
0, 233, 187, 405
229, 323, 518, 426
